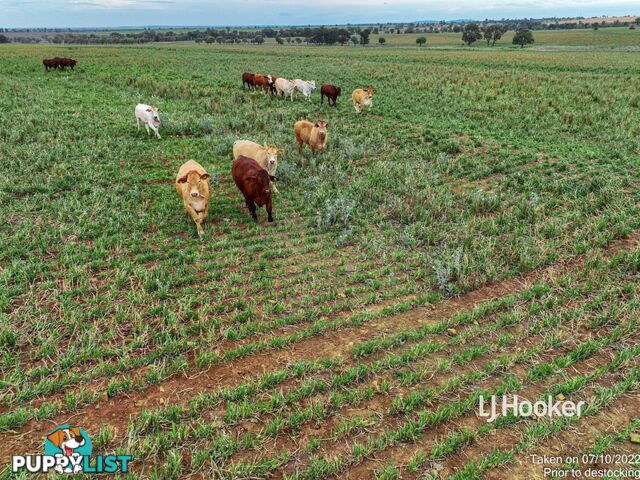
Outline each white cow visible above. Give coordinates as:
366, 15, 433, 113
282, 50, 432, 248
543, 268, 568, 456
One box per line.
294, 79, 316, 101
135, 103, 161, 139
274, 78, 297, 101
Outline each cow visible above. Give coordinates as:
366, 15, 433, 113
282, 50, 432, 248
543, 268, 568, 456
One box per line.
242, 72, 254, 90
43, 58, 59, 71
267, 74, 279, 95
320, 83, 341, 107
294, 120, 328, 165
352, 87, 375, 113
135, 103, 161, 139
294, 79, 316, 101
58, 57, 77, 70
175, 160, 211, 237
232, 140, 283, 193
252, 74, 273, 94
232, 155, 276, 223
275, 77, 296, 101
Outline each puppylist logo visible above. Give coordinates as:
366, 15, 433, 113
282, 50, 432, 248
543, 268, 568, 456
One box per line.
12, 424, 132, 474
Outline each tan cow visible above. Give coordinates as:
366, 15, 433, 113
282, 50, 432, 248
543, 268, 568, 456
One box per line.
232, 140, 283, 193
275, 77, 297, 101
294, 120, 328, 165
352, 87, 375, 113
175, 160, 211, 237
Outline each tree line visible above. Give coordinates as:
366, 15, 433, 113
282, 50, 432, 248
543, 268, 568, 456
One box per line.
4, 16, 637, 45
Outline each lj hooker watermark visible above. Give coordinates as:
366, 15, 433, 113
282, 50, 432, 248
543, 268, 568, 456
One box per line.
479, 395, 586, 423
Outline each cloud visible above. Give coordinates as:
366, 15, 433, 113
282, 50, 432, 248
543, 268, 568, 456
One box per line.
68, 0, 173, 7
1, 0, 638, 27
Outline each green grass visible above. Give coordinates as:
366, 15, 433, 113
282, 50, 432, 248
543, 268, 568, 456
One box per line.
0, 40, 639, 478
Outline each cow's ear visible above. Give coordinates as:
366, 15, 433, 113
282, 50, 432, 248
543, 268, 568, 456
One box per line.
270, 175, 278, 182
277, 148, 284, 155
324, 123, 329, 128
146, 108, 152, 112
315, 123, 319, 128
177, 175, 188, 183
201, 173, 210, 180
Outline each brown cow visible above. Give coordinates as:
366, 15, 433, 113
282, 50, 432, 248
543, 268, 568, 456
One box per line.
242, 72, 254, 90
43, 58, 59, 71
252, 74, 273, 94
320, 83, 341, 106
232, 155, 276, 223
58, 57, 77, 70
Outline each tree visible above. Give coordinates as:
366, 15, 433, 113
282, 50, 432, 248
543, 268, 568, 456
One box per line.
378, 36, 386, 45
350, 35, 359, 46
0, 34, 9, 44
462, 23, 482, 46
512, 28, 534, 48
483, 24, 505, 46
275, 36, 284, 45
359, 28, 371, 46
254, 36, 265, 45
416, 36, 426, 47
337, 30, 350, 45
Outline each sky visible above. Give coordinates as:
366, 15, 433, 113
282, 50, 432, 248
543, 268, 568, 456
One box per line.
1, 0, 638, 29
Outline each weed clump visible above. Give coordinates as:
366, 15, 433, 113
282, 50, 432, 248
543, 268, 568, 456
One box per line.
316, 195, 356, 245
432, 247, 464, 296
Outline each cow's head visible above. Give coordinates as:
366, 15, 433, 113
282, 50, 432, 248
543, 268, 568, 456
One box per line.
245, 169, 272, 204
314, 121, 328, 141
146, 106, 161, 127
308, 81, 316, 90
365, 87, 375, 97
264, 145, 284, 174
178, 170, 210, 198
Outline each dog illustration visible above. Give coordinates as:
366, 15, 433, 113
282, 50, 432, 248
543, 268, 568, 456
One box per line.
47, 426, 86, 473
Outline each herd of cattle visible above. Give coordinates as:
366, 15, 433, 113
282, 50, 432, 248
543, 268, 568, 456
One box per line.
42, 56, 374, 236
241, 71, 374, 112
42, 57, 78, 71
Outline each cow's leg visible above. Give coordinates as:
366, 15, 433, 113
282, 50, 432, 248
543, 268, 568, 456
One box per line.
150, 125, 161, 139
183, 201, 204, 236
144, 124, 151, 135
266, 197, 273, 222
136, 116, 140, 130
244, 196, 258, 221
297, 139, 303, 154
321, 93, 324, 104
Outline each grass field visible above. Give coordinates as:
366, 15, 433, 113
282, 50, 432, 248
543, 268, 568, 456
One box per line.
0, 42, 639, 479
372, 27, 640, 47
